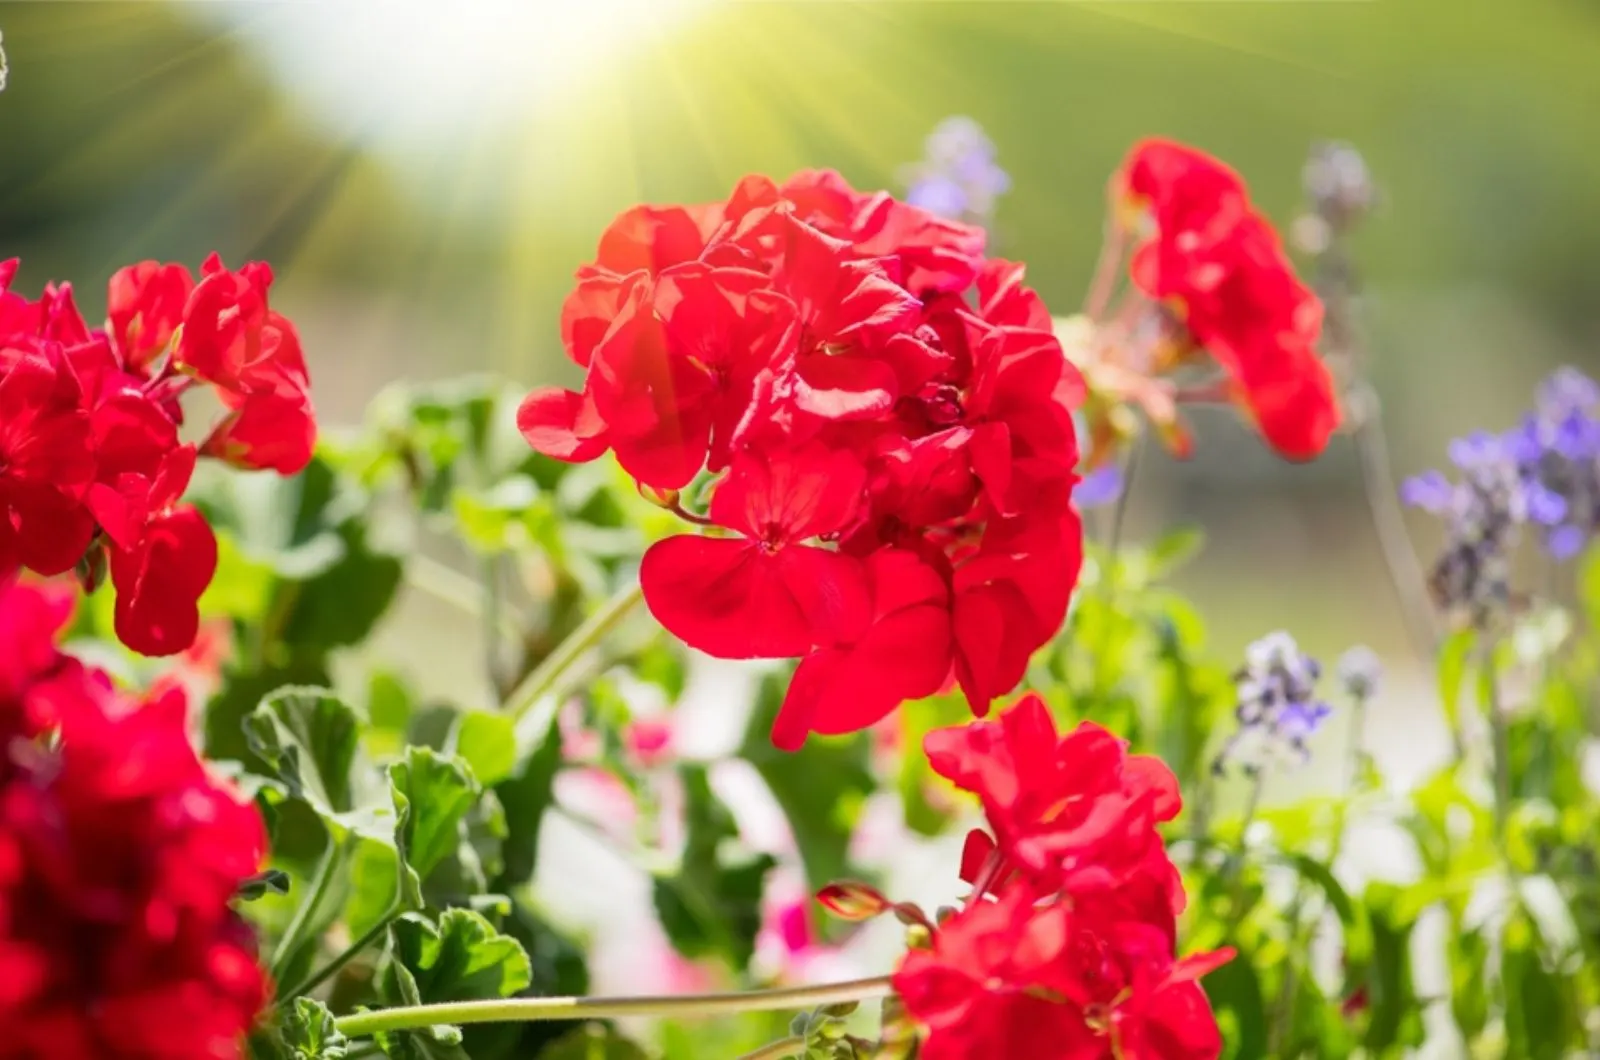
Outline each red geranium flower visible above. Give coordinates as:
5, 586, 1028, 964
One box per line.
856, 694, 1231, 1060
521, 171, 1083, 746
0, 580, 269, 1059
1110, 138, 1341, 461
0, 253, 315, 656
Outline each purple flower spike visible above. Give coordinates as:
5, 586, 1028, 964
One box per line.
1215, 631, 1334, 773
902, 117, 1010, 228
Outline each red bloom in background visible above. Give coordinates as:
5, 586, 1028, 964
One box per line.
104, 447, 220, 657
1104, 138, 1340, 461
522, 171, 1084, 746
876, 694, 1231, 1060
0, 356, 96, 577
0, 580, 269, 1059
0, 253, 314, 656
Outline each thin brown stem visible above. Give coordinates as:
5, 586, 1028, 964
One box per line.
1083, 221, 1127, 322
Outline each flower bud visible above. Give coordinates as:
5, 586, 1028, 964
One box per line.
816, 880, 890, 922
891, 902, 933, 930
1336, 645, 1382, 700
638, 484, 680, 509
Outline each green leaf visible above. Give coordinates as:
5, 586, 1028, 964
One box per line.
449, 712, 518, 787
539, 1026, 651, 1060
1203, 949, 1268, 1060
244, 687, 363, 818
206, 659, 333, 768
249, 997, 350, 1059
365, 670, 417, 759
1146, 523, 1205, 577
1502, 909, 1574, 1058
239, 869, 292, 902
374, 1023, 466, 1060
740, 675, 875, 904
465, 902, 593, 1060
387, 908, 533, 1002
279, 515, 403, 653
1448, 925, 1490, 1042
652, 765, 777, 971
494, 716, 564, 888
1274, 853, 1370, 963
389, 747, 482, 881
375, 909, 532, 1060
1362, 883, 1425, 1052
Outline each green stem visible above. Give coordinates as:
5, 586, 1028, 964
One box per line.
1225, 769, 1267, 922
282, 910, 401, 1001
1328, 691, 1371, 867
404, 553, 523, 643
482, 553, 512, 698
334, 976, 896, 1038
1349, 382, 1440, 662
737, 1036, 807, 1060
1102, 436, 1142, 562
502, 580, 644, 722
1090, 439, 1143, 693
269, 841, 340, 983
1484, 656, 1512, 853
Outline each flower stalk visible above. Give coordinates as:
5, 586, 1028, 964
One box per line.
333, 977, 895, 1038
502, 579, 644, 722
736, 1036, 807, 1060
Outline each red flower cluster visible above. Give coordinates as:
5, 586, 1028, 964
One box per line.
0, 578, 268, 1059
890, 694, 1231, 1059
1116, 139, 1339, 460
519, 172, 1084, 748
0, 255, 314, 655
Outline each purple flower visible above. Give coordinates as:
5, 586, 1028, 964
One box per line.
1404, 422, 1537, 625
1215, 631, 1332, 773
902, 117, 1010, 228
1075, 464, 1124, 510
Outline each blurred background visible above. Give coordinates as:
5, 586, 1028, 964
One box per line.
2, 0, 1597, 1000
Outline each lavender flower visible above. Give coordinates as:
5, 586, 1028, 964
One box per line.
1501, 367, 1600, 559
1405, 369, 1600, 623
1214, 631, 1333, 774
902, 117, 1010, 228
1402, 428, 1561, 627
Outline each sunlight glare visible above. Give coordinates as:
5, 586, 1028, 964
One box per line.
194, 0, 719, 153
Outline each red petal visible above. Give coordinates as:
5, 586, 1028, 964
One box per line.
708, 445, 866, 543
777, 545, 872, 646
201, 391, 316, 476
516, 387, 609, 463
110, 507, 218, 656
771, 601, 949, 748
792, 354, 897, 421
640, 535, 817, 659
560, 269, 637, 368
958, 828, 996, 884
968, 421, 1014, 516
